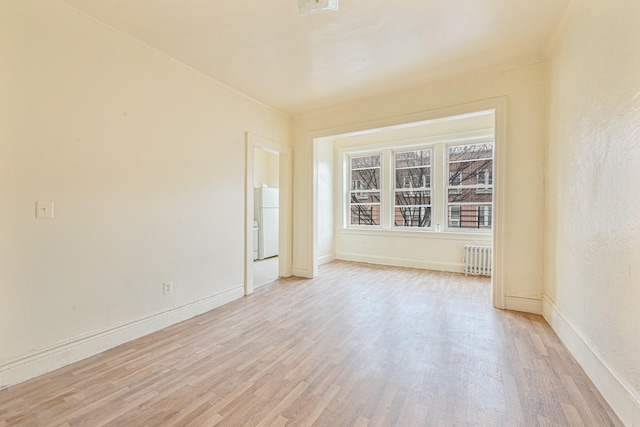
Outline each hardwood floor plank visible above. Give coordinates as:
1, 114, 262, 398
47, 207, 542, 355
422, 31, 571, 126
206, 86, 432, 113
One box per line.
0, 261, 622, 426
252, 381, 310, 427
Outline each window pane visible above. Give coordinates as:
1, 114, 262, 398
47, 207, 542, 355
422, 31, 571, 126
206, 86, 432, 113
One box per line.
394, 206, 431, 228
448, 142, 493, 162
392, 149, 432, 230
449, 170, 462, 186
351, 169, 380, 190
478, 205, 492, 227
350, 192, 381, 204
351, 155, 380, 169
449, 159, 494, 186
448, 188, 492, 203
394, 190, 431, 206
395, 150, 431, 168
350, 204, 380, 225
348, 154, 381, 227
396, 167, 430, 188
448, 142, 493, 231
477, 169, 493, 185
448, 204, 492, 229
448, 205, 461, 228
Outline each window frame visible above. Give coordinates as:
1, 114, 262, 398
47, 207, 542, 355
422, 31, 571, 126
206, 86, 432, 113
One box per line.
346, 152, 383, 228
445, 141, 494, 232
340, 133, 493, 236
392, 148, 433, 230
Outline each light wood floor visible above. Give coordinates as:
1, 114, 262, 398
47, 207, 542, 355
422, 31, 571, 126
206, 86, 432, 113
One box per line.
253, 256, 279, 288
0, 261, 622, 426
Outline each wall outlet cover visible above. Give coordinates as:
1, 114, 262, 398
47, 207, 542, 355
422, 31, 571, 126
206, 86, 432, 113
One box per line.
163, 282, 173, 295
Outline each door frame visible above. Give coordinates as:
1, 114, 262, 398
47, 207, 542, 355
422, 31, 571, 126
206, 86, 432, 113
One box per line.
244, 132, 292, 296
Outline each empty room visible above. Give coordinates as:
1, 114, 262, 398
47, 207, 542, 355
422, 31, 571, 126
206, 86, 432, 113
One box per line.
1, 0, 638, 426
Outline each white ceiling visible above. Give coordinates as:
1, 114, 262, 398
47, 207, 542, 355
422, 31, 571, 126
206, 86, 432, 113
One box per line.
62, 0, 570, 115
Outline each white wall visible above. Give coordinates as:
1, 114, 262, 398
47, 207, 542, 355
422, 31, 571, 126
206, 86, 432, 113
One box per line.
332, 113, 493, 273
293, 62, 546, 313
253, 149, 279, 189
544, 0, 640, 424
316, 139, 335, 264
0, 0, 290, 386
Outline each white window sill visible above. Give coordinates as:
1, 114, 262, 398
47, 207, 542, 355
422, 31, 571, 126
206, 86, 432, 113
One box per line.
340, 227, 492, 241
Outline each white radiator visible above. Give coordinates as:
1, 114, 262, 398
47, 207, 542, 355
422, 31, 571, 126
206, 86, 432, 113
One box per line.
464, 245, 492, 276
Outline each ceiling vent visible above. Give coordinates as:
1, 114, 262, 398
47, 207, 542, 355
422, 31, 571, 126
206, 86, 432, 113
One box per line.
297, 0, 339, 15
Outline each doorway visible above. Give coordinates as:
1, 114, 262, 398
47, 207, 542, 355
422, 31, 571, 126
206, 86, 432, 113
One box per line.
253, 148, 280, 288
309, 98, 506, 309
244, 133, 292, 296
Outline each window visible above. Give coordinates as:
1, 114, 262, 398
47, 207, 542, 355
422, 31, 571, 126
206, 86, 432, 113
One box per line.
349, 154, 381, 226
447, 143, 493, 230
477, 169, 492, 185
476, 169, 493, 194
448, 170, 462, 194
394, 149, 431, 228
449, 205, 461, 227
344, 140, 493, 232
478, 205, 492, 227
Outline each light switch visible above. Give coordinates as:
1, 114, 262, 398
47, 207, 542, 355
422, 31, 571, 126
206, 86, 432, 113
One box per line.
35, 201, 54, 219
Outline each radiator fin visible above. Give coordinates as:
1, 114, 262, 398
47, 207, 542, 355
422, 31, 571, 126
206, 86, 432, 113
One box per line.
464, 245, 492, 276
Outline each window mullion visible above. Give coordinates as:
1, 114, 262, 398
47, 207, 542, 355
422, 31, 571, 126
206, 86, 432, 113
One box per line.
432, 144, 445, 232
382, 150, 393, 230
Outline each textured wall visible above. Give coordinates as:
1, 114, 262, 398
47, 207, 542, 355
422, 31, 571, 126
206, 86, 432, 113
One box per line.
545, 0, 640, 413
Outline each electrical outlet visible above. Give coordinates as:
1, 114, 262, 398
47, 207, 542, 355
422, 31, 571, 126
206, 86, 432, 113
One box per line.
163, 282, 173, 295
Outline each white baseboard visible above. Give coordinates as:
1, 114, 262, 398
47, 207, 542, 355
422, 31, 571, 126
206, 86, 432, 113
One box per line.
318, 253, 336, 265
505, 293, 542, 314
336, 252, 464, 273
542, 294, 640, 427
0, 286, 244, 389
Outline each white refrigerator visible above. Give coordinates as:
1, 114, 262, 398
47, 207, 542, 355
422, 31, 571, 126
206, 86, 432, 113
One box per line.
254, 187, 279, 259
